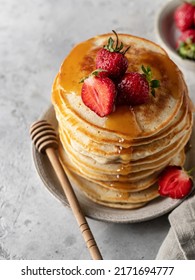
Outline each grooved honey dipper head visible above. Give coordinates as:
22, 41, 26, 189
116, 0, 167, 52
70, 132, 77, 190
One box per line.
30, 120, 58, 153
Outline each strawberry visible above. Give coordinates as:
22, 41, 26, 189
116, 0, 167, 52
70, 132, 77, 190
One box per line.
194, 7, 195, 25
117, 72, 149, 106
176, 29, 195, 60
174, 2, 195, 32
117, 65, 160, 106
158, 166, 193, 199
176, 29, 195, 47
81, 70, 116, 117
95, 30, 130, 80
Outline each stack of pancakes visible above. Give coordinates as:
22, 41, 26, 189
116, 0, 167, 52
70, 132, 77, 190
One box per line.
52, 33, 193, 209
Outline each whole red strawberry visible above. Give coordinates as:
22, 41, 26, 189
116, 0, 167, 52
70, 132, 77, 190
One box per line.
176, 29, 195, 59
81, 71, 116, 117
117, 72, 149, 105
158, 166, 193, 199
174, 2, 195, 32
117, 65, 160, 106
95, 30, 130, 80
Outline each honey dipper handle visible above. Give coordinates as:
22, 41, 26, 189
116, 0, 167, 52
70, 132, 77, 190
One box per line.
46, 147, 103, 260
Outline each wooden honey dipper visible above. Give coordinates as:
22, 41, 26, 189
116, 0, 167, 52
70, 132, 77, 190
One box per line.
30, 120, 103, 260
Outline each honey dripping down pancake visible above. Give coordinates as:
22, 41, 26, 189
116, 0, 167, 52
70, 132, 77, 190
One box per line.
52, 32, 193, 209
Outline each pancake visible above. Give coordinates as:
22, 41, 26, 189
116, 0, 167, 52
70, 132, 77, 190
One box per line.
59, 140, 186, 192
58, 125, 191, 177
51, 32, 194, 209
59, 149, 185, 209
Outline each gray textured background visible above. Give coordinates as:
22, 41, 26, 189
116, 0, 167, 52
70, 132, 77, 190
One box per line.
0, 0, 194, 260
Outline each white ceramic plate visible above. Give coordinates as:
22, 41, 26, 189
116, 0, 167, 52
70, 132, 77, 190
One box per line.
155, 0, 195, 70
32, 106, 195, 223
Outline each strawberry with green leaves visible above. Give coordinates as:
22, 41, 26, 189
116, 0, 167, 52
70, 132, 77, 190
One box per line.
176, 29, 195, 60
117, 65, 160, 106
95, 30, 130, 80
80, 32, 160, 116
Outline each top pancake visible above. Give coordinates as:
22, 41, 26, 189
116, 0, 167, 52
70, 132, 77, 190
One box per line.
52, 33, 187, 141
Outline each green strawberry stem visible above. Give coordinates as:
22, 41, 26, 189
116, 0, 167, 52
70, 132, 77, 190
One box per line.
79, 68, 107, 83
178, 40, 195, 60
104, 30, 130, 54
187, 166, 195, 176
141, 65, 160, 97
185, 0, 195, 5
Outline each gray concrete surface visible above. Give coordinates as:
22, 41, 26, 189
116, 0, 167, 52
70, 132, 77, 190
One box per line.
0, 0, 194, 260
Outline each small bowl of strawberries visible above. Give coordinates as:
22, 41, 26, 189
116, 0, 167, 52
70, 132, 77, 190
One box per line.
156, 0, 195, 70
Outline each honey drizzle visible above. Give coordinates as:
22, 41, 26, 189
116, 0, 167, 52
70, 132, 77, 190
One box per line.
58, 38, 97, 95
104, 106, 142, 138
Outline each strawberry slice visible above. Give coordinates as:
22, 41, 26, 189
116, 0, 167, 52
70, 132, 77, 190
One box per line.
158, 166, 193, 199
81, 74, 116, 117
